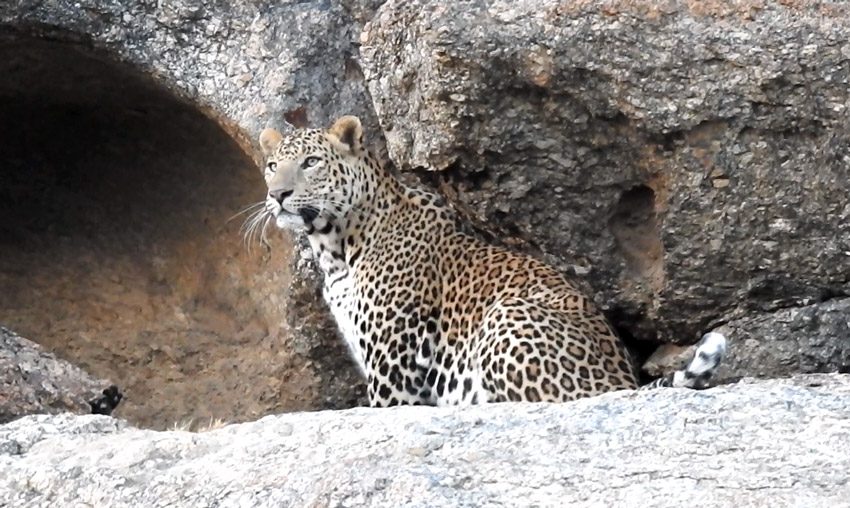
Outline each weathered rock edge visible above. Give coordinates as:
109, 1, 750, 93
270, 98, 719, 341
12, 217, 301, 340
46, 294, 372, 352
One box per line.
2, 374, 849, 508
0, 327, 111, 425
645, 296, 850, 383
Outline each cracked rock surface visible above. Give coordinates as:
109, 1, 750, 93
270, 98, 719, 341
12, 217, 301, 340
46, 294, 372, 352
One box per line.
1, 374, 849, 507
644, 296, 850, 382
1, 0, 385, 147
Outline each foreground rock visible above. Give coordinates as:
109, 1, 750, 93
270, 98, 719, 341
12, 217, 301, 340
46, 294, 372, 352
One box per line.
2, 375, 848, 507
0, 327, 111, 425
362, 0, 850, 345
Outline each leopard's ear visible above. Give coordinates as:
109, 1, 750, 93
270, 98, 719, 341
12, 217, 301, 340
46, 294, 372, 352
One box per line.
259, 128, 283, 156
327, 116, 362, 155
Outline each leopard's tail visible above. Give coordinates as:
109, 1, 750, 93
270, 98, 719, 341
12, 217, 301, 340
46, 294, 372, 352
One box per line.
642, 332, 727, 390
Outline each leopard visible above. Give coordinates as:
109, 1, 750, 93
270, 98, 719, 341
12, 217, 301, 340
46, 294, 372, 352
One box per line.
248, 115, 726, 407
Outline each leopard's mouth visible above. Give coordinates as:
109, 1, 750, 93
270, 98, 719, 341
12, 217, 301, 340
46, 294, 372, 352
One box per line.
266, 198, 302, 229
270, 202, 319, 230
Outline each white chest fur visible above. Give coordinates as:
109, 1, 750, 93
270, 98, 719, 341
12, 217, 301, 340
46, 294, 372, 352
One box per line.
314, 246, 367, 376
323, 273, 365, 375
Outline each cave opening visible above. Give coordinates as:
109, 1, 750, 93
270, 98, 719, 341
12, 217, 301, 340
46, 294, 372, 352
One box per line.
0, 34, 316, 429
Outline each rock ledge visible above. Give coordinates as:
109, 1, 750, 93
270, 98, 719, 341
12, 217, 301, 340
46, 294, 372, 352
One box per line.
2, 374, 848, 507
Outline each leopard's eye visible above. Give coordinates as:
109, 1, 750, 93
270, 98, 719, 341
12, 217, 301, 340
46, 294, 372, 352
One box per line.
267, 162, 277, 172
303, 156, 321, 169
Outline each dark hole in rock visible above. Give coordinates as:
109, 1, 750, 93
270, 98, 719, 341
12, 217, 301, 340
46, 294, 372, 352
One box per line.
609, 185, 664, 290
608, 184, 667, 360
611, 324, 659, 385
0, 35, 359, 429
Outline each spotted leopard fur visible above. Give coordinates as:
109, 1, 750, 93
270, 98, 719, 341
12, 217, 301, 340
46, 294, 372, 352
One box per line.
253, 116, 725, 407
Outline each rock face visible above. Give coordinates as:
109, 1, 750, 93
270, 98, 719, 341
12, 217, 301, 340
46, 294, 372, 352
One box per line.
0, 327, 110, 424
1, 0, 385, 148
1, 375, 849, 507
361, 0, 850, 346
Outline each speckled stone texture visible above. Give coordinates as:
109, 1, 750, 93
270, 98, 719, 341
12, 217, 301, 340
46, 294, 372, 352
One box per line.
714, 296, 850, 382
361, 0, 850, 349
2, 374, 849, 507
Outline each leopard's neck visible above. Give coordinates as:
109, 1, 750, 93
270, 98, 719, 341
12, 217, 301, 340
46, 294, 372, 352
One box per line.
304, 156, 406, 280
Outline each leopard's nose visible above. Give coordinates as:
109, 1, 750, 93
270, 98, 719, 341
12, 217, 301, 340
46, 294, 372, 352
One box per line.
269, 189, 293, 204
